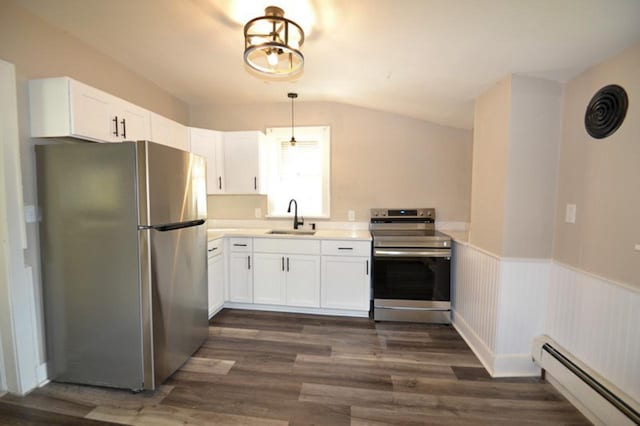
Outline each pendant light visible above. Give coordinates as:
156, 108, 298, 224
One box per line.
288, 92, 298, 146
244, 6, 305, 77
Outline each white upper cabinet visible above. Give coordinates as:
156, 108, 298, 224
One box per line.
190, 127, 225, 194
149, 112, 189, 151
223, 131, 267, 194
29, 77, 150, 143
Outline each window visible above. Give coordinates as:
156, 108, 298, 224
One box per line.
265, 126, 330, 218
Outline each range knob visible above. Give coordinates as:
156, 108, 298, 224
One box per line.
418, 211, 425, 216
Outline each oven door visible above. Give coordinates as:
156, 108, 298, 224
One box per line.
373, 248, 451, 302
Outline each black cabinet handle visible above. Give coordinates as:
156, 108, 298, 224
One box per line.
234, 243, 247, 247
120, 118, 126, 138
286, 257, 290, 272
338, 247, 353, 250
247, 255, 251, 270
218, 176, 222, 190
281, 256, 285, 271
254, 177, 257, 190
112, 116, 119, 137
366, 260, 369, 275
208, 247, 218, 252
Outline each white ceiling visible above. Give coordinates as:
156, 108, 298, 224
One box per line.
17, 0, 640, 129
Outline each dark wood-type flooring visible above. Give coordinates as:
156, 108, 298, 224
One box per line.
0, 309, 589, 425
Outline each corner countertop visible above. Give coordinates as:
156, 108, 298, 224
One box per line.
207, 228, 372, 242
443, 231, 469, 244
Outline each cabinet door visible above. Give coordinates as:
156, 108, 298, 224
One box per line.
229, 252, 253, 303
321, 256, 370, 310
223, 131, 262, 194
119, 101, 150, 142
286, 254, 321, 308
208, 253, 225, 318
190, 128, 225, 194
253, 253, 286, 305
69, 80, 116, 142
171, 122, 190, 151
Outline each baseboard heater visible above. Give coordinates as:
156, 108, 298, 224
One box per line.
532, 336, 640, 426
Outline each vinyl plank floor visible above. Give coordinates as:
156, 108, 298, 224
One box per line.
0, 309, 590, 425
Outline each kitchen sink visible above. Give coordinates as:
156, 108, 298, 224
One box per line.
268, 230, 316, 236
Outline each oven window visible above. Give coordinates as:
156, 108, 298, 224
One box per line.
373, 256, 450, 301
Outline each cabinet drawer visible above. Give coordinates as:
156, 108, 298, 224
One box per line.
254, 238, 320, 255
321, 240, 371, 257
229, 238, 252, 252
207, 238, 224, 256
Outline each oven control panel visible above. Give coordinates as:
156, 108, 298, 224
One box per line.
370, 208, 435, 219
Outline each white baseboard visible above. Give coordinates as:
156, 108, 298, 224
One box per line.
223, 302, 369, 318
36, 362, 48, 386
452, 310, 495, 376
453, 310, 541, 377
493, 353, 540, 377
208, 305, 224, 320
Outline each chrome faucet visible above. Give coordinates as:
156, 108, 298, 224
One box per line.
287, 199, 304, 230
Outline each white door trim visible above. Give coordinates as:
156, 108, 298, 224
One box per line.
0, 59, 40, 395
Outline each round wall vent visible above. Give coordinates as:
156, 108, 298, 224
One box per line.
584, 84, 628, 139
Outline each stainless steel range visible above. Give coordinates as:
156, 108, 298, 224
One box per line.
370, 208, 452, 323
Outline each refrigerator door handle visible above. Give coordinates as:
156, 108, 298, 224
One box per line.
138, 219, 206, 232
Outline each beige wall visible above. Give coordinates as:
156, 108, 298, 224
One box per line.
469, 75, 562, 258
192, 102, 473, 223
553, 42, 640, 288
0, 1, 188, 124
502, 75, 562, 258
469, 76, 511, 255
0, 0, 190, 363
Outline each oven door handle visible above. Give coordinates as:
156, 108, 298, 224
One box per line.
374, 249, 451, 258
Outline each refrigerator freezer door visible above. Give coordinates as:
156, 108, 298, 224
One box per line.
36, 143, 144, 390
144, 142, 207, 226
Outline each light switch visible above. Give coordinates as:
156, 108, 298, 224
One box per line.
254, 208, 262, 218
24, 205, 37, 223
348, 210, 355, 221
565, 204, 576, 224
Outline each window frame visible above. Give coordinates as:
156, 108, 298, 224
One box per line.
264, 125, 331, 219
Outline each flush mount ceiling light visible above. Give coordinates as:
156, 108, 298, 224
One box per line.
288, 92, 298, 146
244, 6, 305, 77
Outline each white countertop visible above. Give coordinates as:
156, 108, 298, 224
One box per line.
207, 228, 372, 242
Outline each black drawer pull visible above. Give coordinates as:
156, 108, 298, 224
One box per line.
338, 247, 353, 250
234, 243, 248, 247
208, 247, 218, 252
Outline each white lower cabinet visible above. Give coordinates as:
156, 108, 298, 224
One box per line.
321, 256, 370, 311
286, 255, 321, 307
253, 253, 286, 304
229, 252, 253, 303
207, 239, 225, 317
253, 239, 322, 308
228, 238, 253, 303
224, 236, 370, 314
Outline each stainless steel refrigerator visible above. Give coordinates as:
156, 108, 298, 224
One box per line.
36, 141, 208, 391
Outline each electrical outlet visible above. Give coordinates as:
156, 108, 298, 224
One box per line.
635, 244, 640, 252
565, 204, 576, 224
348, 210, 355, 221
254, 208, 262, 218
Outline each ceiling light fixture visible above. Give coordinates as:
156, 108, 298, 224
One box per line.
288, 92, 298, 146
244, 6, 305, 77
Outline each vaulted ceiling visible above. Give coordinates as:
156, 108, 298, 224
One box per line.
17, 0, 640, 129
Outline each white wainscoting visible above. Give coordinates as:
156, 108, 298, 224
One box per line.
546, 262, 640, 404
451, 243, 500, 373
452, 242, 548, 376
